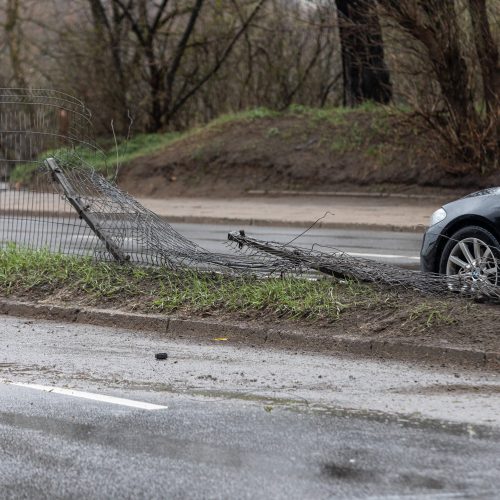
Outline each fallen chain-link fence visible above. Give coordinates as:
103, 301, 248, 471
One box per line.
227, 230, 500, 300
1, 88, 499, 300
1, 154, 293, 275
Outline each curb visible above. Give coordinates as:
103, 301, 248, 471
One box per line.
0, 208, 425, 233
0, 298, 497, 371
159, 215, 425, 233
247, 189, 453, 201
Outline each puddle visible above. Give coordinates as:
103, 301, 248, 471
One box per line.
395, 383, 500, 395
395, 472, 445, 490
321, 463, 376, 482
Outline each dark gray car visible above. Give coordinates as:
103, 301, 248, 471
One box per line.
421, 188, 500, 286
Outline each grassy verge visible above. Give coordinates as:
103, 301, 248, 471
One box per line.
0, 245, 470, 336
9, 104, 400, 184
9, 132, 182, 184
0, 245, 382, 321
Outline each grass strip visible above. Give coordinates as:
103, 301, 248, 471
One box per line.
0, 245, 386, 321
0, 245, 468, 333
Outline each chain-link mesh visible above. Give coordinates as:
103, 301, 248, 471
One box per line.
0, 89, 108, 258
42, 155, 294, 273
228, 230, 500, 300
0, 89, 291, 275
0, 88, 105, 176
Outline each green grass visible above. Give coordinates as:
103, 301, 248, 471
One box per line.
0, 245, 383, 321
265, 127, 281, 138
9, 132, 182, 183
0, 246, 474, 333
210, 107, 280, 125
407, 301, 458, 328
104, 132, 181, 167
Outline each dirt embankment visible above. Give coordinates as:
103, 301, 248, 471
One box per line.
118, 109, 500, 199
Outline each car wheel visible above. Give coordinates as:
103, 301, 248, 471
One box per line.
439, 226, 500, 295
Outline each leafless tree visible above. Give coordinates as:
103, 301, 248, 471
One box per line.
0, 0, 345, 131
105, 0, 267, 131
378, 0, 498, 169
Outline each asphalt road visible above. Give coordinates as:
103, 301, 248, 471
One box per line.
176, 222, 422, 267
0, 219, 422, 268
1, 316, 499, 499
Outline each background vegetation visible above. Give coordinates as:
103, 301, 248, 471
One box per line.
0, 0, 498, 173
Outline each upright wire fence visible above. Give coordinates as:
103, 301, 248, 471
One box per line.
0, 88, 499, 301
0, 88, 108, 259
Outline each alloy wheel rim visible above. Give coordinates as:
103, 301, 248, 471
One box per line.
446, 237, 498, 293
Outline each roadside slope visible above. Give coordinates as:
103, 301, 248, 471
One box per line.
118, 106, 498, 199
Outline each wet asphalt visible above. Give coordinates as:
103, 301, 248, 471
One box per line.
1, 382, 499, 500
1, 315, 500, 499
176, 223, 422, 268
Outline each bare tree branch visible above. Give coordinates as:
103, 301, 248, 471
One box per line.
167, 0, 267, 122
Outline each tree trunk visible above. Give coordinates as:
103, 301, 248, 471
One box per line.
145, 46, 165, 133
5, 0, 27, 87
88, 0, 131, 134
335, 0, 392, 106
469, 0, 500, 143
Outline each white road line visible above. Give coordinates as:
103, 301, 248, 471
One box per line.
9, 382, 167, 410
347, 252, 420, 260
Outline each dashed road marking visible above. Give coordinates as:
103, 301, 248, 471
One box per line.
6, 382, 167, 410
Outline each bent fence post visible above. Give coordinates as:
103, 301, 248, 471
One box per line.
45, 157, 129, 264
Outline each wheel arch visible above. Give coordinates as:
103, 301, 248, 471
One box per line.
435, 215, 500, 271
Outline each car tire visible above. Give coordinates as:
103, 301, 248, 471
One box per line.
439, 226, 500, 291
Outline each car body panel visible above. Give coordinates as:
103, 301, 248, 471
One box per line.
420, 190, 500, 273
